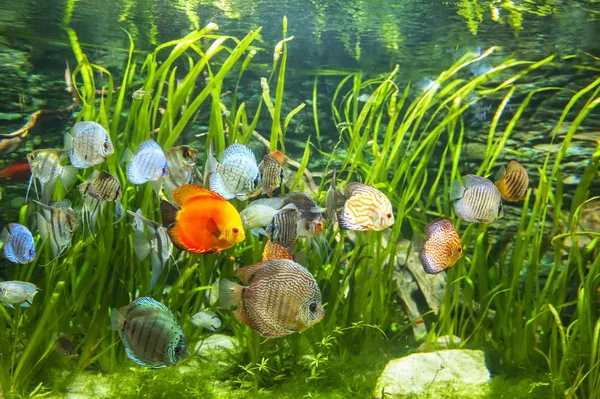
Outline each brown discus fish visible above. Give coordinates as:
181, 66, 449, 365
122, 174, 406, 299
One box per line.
266, 204, 301, 247
495, 160, 529, 202
414, 218, 462, 274
262, 240, 293, 261
219, 260, 324, 338
259, 151, 286, 196
111, 297, 188, 368
79, 170, 122, 202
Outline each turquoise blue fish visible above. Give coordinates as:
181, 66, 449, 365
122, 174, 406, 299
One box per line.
0, 281, 39, 309
1, 223, 36, 264
127, 140, 169, 185
111, 297, 188, 368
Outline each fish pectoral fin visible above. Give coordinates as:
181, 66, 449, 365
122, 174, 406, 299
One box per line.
450, 178, 466, 201
205, 218, 222, 238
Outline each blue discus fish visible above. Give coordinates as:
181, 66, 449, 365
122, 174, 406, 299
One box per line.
205, 143, 262, 200
1, 223, 36, 264
127, 140, 169, 185
0, 281, 39, 308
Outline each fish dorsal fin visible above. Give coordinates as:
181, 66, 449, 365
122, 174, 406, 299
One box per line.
248, 197, 285, 210
123, 296, 169, 316
52, 199, 72, 210
494, 166, 507, 182
172, 184, 224, 207
137, 140, 163, 154
222, 143, 256, 162
268, 150, 286, 165
234, 259, 297, 284
412, 233, 425, 253
205, 218, 222, 238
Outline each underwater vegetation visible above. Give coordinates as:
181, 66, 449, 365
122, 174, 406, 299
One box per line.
0, 13, 599, 399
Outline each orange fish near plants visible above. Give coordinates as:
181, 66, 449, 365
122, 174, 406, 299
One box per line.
495, 160, 529, 202
160, 184, 245, 254
414, 218, 462, 274
262, 240, 293, 261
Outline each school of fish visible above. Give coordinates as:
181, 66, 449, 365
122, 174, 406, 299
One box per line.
0, 113, 531, 367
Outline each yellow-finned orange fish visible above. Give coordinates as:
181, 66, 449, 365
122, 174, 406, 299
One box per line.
414, 218, 462, 274
494, 160, 529, 202
262, 240, 293, 261
160, 184, 245, 254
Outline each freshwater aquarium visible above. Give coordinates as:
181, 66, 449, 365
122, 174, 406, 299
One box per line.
0, 1, 599, 398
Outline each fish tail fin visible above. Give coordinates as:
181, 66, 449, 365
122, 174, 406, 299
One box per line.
110, 308, 124, 331
36, 213, 49, 242
149, 252, 163, 292
132, 230, 151, 261
203, 140, 218, 188
494, 165, 507, 182
412, 233, 425, 253
63, 132, 74, 153
219, 279, 244, 309
160, 200, 178, 228
60, 165, 78, 190
450, 178, 466, 202
0, 227, 8, 243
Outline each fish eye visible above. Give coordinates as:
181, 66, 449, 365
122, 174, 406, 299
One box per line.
457, 247, 462, 253
28, 249, 34, 256
174, 346, 182, 355
232, 227, 239, 234
386, 213, 392, 219
309, 303, 318, 312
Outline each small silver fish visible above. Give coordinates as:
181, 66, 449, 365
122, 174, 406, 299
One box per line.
164, 145, 201, 195
128, 210, 173, 291
26, 149, 78, 202
111, 297, 188, 368
64, 121, 114, 168
128, 140, 169, 185
0, 281, 39, 309
451, 175, 503, 223
266, 204, 301, 248
206, 143, 262, 200
35, 200, 79, 258
1, 223, 36, 264
191, 311, 222, 332
240, 198, 285, 236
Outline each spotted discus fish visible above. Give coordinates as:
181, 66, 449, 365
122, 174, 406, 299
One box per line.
1, 223, 36, 264
64, 121, 114, 168
495, 160, 529, 202
164, 145, 201, 195
35, 200, 79, 258
259, 151, 286, 196
336, 183, 394, 231
26, 149, 77, 202
219, 260, 324, 338
111, 297, 188, 368
128, 140, 169, 185
414, 218, 462, 274
262, 240, 293, 261
206, 143, 262, 200
0, 281, 39, 309
240, 198, 285, 236
451, 175, 503, 223
266, 204, 301, 248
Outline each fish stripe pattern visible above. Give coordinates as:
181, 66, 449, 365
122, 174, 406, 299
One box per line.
338, 183, 394, 231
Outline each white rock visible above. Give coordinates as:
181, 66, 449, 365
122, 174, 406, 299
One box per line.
374, 349, 490, 398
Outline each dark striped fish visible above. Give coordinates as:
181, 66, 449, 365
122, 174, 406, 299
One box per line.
262, 240, 293, 261
414, 218, 462, 274
337, 183, 394, 231
451, 175, 503, 223
259, 151, 286, 196
128, 140, 169, 185
219, 260, 324, 338
79, 170, 122, 202
26, 149, 77, 201
266, 204, 301, 247
0, 281, 39, 309
111, 297, 188, 368
64, 121, 114, 168
35, 200, 79, 258
282, 193, 326, 238
240, 198, 285, 236
1, 223, 36, 264
164, 145, 201, 195
128, 210, 173, 292
495, 160, 529, 202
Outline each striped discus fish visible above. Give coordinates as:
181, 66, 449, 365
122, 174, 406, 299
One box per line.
240, 198, 285, 236
206, 143, 262, 200
128, 140, 169, 185
262, 240, 293, 261
451, 175, 503, 223
219, 260, 324, 338
26, 149, 77, 201
259, 151, 286, 196
414, 218, 462, 274
1, 223, 36, 264
164, 145, 200, 194
0, 281, 39, 309
337, 183, 394, 231
266, 204, 301, 247
35, 200, 79, 258
111, 297, 188, 368
495, 160, 529, 202
65, 121, 114, 168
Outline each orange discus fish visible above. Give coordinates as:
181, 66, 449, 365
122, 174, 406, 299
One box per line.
414, 218, 462, 274
160, 184, 245, 254
495, 160, 529, 202
262, 240, 293, 261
